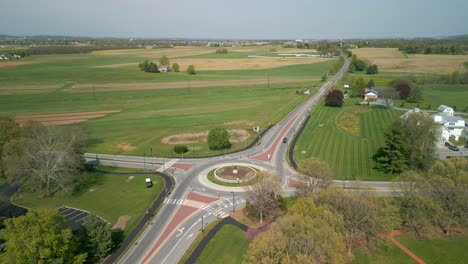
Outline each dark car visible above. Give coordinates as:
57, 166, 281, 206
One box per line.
464, 144, 468, 149
444, 142, 451, 147
283, 137, 287, 143
448, 145, 460, 151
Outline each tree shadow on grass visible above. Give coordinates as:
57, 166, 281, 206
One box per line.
71, 172, 105, 196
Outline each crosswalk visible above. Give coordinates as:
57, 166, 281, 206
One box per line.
202, 205, 229, 218
165, 198, 184, 205
201, 198, 246, 218
156, 159, 179, 172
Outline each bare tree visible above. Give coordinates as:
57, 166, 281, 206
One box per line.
245, 171, 282, 224
298, 158, 332, 195
5, 122, 86, 196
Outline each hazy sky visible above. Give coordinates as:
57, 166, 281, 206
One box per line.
1, 0, 467, 39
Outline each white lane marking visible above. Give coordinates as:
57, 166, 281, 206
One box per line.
176, 227, 185, 238
187, 233, 194, 239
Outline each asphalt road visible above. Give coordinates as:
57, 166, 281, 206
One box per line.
83, 57, 396, 264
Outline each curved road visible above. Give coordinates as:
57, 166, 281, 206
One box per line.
84, 57, 394, 264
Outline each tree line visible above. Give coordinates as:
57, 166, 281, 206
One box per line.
243, 157, 467, 263
1, 209, 116, 263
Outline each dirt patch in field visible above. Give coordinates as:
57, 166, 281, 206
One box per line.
112, 215, 131, 230
70, 77, 316, 93
228, 129, 251, 143
0, 61, 39, 67
118, 143, 136, 152
224, 120, 257, 126
161, 129, 250, 145
15, 110, 121, 125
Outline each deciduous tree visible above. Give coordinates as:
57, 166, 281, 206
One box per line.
0, 116, 20, 178
318, 189, 399, 254
245, 197, 346, 264
297, 157, 332, 195
159, 55, 170, 66
245, 172, 282, 224
425, 158, 468, 235
4, 122, 86, 196
186, 64, 196, 75
207, 127, 231, 150
171, 63, 180, 72
325, 89, 344, 107
1, 208, 86, 264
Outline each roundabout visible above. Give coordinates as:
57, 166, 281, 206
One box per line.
213, 165, 257, 183
198, 163, 267, 192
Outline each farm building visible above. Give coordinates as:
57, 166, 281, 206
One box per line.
363, 88, 378, 101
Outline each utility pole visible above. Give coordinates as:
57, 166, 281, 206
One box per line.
267, 73, 270, 89
231, 191, 235, 212
201, 215, 204, 232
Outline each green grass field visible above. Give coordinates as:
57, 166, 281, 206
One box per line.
294, 99, 401, 181
194, 224, 249, 264
178, 219, 222, 264
0, 48, 333, 157
396, 233, 468, 264
349, 239, 416, 264
12, 166, 165, 234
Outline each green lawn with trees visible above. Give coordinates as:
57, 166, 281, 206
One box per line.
194, 224, 249, 264
395, 233, 468, 264
349, 239, 416, 264
12, 166, 165, 234
294, 99, 402, 181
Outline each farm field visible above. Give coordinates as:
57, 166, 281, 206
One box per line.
350, 48, 468, 74
194, 224, 249, 264
0, 46, 334, 156
294, 99, 402, 181
12, 166, 165, 234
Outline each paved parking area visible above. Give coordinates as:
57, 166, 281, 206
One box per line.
58, 206, 89, 231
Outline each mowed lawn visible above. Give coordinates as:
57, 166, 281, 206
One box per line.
395, 233, 468, 264
195, 224, 249, 264
349, 239, 416, 264
294, 100, 402, 181
12, 167, 165, 234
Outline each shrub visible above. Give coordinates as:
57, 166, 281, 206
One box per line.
138, 60, 159, 73
392, 80, 413, 99
215, 48, 228, 54
186, 65, 196, 75
173, 145, 189, 154
366, 64, 379, 74
207, 128, 231, 150
325, 89, 344, 107
172, 63, 180, 72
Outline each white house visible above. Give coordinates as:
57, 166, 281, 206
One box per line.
433, 104, 465, 143
437, 105, 454, 116
363, 88, 378, 101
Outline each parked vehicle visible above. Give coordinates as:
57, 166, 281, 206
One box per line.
448, 145, 460, 151
444, 142, 451, 147
283, 137, 287, 143
464, 144, 468, 149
